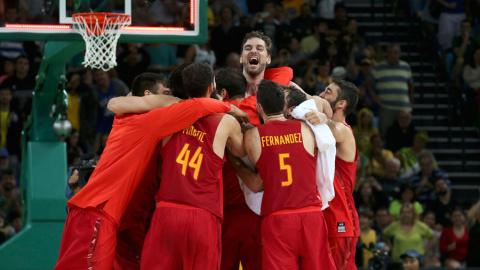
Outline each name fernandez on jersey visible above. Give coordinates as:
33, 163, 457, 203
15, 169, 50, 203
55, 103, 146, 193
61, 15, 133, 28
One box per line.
261, 133, 302, 147
182, 125, 207, 143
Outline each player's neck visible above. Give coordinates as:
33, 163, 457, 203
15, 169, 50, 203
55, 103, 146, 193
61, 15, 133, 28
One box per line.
332, 111, 345, 123
244, 71, 265, 97
264, 114, 286, 123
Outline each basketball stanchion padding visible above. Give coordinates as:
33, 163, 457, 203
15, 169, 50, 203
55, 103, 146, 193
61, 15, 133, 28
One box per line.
72, 12, 131, 71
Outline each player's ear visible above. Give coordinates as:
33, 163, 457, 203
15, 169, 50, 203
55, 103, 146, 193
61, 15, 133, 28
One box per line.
220, 88, 229, 100
288, 106, 295, 116
162, 88, 172, 96
338, 100, 347, 109
266, 55, 271, 65
208, 84, 214, 95
144, 90, 151, 96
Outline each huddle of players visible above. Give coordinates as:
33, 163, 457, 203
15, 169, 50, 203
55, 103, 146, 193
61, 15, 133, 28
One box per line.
54, 31, 360, 270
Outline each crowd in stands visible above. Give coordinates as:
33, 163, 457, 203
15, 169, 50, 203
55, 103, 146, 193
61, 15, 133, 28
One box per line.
0, 0, 479, 268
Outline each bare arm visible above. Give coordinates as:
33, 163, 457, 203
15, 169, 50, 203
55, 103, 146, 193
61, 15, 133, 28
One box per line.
227, 152, 263, 192
287, 81, 333, 117
225, 115, 246, 158
107, 95, 181, 115
365, 78, 380, 104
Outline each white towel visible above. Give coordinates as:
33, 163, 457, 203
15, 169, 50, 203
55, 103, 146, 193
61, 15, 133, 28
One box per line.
291, 99, 336, 209
237, 156, 263, 215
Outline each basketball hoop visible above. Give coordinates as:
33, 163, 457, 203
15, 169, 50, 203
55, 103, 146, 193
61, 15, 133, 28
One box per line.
72, 12, 131, 71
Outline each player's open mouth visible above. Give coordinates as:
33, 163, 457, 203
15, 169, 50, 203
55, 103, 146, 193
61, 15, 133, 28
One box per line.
249, 57, 259, 65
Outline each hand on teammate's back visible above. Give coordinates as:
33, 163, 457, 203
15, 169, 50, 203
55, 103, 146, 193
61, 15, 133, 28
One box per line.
227, 105, 250, 124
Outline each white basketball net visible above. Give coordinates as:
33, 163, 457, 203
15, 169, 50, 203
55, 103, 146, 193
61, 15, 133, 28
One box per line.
72, 13, 130, 71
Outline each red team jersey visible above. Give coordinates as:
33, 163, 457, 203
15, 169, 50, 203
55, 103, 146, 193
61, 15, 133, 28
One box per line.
323, 121, 360, 237
255, 120, 321, 215
156, 114, 225, 219
67, 99, 230, 225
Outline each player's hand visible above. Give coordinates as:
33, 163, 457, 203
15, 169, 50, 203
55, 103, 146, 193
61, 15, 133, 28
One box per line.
241, 123, 255, 134
227, 104, 250, 124
305, 111, 328, 126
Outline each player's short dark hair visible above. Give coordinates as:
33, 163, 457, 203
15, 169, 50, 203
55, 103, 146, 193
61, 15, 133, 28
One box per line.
284, 86, 306, 109
257, 79, 284, 116
131, 73, 167, 97
215, 68, 247, 100
168, 63, 190, 99
182, 62, 214, 98
241, 31, 273, 56
332, 78, 358, 116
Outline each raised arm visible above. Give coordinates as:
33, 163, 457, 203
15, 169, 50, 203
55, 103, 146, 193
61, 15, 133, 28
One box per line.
107, 95, 181, 115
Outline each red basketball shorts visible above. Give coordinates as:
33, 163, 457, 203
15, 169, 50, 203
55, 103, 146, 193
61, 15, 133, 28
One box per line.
261, 208, 335, 270
328, 236, 358, 270
54, 206, 117, 270
141, 203, 220, 270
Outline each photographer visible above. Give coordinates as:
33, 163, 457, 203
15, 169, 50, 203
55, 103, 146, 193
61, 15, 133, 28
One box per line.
65, 154, 97, 199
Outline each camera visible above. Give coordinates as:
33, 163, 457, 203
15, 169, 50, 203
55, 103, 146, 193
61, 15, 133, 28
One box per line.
75, 153, 98, 188
363, 242, 389, 270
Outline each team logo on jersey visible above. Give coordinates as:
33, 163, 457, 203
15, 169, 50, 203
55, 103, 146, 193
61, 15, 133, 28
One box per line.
337, 222, 346, 233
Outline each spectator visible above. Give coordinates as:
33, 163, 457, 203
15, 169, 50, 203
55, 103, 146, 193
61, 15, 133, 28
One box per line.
117, 44, 151, 88
0, 86, 22, 162
66, 129, 83, 168
425, 177, 458, 227
437, 0, 466, 52
466, 192, 480, 267
290, 3, 315, 40
452, 20, 480, 78
66, 72, 97, 152
0, 55, 35, 119
396, 131, 437, 178
422, 211, 442, 267
385, 109, 416, 153
0, 60, 14, 85
211, 5, 242, 68
376, 158, 404, 201
372, 207, 391, 242
300, 19, 328, 55
145, 43, 177, 77
383, 203, 435, 263
184, 29, 216, 67
365, 134, 394, 178
338, 18, 366, 62
353, 108, 378, 156
410, 151, 450, 204
354, 177, 389, 212
389, 183, 424, 220
91, 69, 129, 153
225, 52, 241, 70
439, 207, 469, 268
316, 0, 343, 20
356, 208, 377, 268
0, 169, 21, 218
462, 47, 480, 126
325, 3, 348, 38
148, 0, 183, 26
303, 59, 331, 95
0, 5, 25, 67
251, 1, 288, 55
366, 44, 414, 138
400, 250, 424, 270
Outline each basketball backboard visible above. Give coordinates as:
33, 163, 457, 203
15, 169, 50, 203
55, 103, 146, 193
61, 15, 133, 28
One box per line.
0, 0, 207, 44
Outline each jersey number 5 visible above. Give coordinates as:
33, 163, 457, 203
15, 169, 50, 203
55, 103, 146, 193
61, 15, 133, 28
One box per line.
279, 153, 293, 186
176, 143, 203, 180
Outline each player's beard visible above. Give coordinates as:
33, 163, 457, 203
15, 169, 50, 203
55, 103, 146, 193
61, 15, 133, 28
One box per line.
244, 62, 267, 76
257, 108, 264, 124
